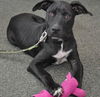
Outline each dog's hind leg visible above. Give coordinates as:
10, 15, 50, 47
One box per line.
7, 28, 18, 46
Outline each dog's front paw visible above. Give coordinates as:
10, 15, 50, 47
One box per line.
53, 87, 63, 97
48, 84, 63, 97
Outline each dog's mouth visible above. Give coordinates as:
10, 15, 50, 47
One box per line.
51, 36, 63, 41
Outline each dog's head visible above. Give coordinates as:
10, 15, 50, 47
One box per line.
33, 0, 92, 40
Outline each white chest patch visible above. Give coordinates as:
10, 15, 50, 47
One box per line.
53, 43, 72, 65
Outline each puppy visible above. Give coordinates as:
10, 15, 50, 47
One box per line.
7, 0, 92, 97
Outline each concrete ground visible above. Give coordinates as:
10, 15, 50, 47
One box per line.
0, 0, 100, 97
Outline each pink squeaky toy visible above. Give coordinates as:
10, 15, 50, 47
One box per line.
32, 72, 86, 97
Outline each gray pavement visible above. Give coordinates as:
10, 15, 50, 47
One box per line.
0, 0, 100, 97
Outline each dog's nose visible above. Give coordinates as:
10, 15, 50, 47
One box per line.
51, 24, 60, 32
52, 28, 60, 32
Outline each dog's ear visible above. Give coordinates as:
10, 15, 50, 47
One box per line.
32, 0, 54, 11
71, 1, 93, 16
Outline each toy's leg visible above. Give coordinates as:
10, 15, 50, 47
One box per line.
27, 49, 62, 97
67, 48, 83, 88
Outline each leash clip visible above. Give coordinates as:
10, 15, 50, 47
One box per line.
39, 31, 47, 42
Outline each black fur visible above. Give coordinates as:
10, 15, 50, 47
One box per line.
7, 0, 92, 97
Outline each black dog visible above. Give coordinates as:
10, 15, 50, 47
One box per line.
7, 0, 92, 97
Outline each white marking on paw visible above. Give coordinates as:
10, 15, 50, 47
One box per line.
53, 88, 62, 97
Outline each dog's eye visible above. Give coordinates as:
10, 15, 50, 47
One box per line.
64, 15, 71, 20
48, 12, 55, 17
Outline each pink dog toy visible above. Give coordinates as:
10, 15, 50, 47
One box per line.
32, 72, 86, 97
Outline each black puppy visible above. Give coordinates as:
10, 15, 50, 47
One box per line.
7, 0, 92, 97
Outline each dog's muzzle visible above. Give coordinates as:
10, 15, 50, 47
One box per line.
51, 37, 63, 42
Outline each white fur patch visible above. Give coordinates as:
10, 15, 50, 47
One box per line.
53, 87, 62, 97
53, 43, 72, 64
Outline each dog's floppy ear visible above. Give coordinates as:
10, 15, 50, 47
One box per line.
32, 0, 54, 11
71, 1, 93, 16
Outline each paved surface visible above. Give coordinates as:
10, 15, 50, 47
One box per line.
0, 0, 100, 97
